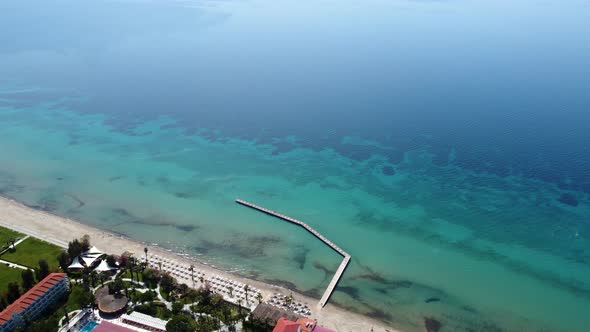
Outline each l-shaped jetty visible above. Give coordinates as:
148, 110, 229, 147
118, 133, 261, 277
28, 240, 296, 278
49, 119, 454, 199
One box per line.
235, 199, 351, 308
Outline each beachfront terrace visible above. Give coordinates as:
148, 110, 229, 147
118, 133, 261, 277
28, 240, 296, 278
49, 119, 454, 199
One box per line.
267, 293, 311, 317
206, 275, 262, 309
146, 253, 268, 310
146, 254, 205, 286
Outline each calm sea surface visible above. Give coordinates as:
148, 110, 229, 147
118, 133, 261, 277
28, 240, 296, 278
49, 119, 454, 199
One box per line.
1, 0, 590, 331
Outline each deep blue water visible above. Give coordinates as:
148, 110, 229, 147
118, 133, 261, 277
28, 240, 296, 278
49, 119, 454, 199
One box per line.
3, 0, 589, 193
1, 0, 590, 331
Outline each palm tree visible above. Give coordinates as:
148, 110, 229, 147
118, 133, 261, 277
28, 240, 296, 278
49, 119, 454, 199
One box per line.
63, 306, 70, 325
158, 261, 162, 272
256, 293, 263, 304
222, 306, 231, 326
90, 270, 98, 288
199, 275, 204, 284
82, 268, 90, 290
244, 284, 250, 303
189, 265, 195, 286
133, 263, 140, 282
128, 264, 134, 282
228, 286, 234, 298
237, 298, 243, 313
132, 257, 137, 279
128, 257, 139, 281
131, 288, 137, 305
144, 247, 148, 265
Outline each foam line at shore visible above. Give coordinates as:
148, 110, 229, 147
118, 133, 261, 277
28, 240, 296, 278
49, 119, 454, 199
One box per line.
0, 196, 397, 332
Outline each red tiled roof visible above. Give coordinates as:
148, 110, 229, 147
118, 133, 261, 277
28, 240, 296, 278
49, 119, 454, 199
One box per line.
296, 318, 316, 332
94, 321, 137, 332
273, 317, 300, 332
0, 273, 67, 326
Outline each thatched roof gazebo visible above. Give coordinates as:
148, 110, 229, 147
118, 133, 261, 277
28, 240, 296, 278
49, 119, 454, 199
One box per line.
95, 287, 128, 316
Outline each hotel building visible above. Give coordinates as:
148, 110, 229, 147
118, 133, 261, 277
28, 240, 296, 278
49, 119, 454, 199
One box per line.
0, 273, 69, 332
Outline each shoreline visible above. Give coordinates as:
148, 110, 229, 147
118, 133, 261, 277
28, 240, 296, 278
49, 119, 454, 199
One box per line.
0, 196, 399, 332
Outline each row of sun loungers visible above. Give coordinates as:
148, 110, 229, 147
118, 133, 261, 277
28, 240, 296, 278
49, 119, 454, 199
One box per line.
207, 275, 262, 304
147, 255, 204, 283
146, 255, 310, 317
269, 293, 312, 317
147, 256, 262, 307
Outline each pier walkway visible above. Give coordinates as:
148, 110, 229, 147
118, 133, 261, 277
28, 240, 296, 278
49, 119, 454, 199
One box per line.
235, 199, 351, 308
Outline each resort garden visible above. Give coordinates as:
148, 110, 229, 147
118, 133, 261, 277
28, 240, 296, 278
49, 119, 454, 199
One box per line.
1, 227, 273, 332
0, 227, 93, 331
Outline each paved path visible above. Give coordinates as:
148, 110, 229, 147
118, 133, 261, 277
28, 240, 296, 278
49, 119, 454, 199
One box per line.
121, 278, 146, 288
0, 234, 35, 270
12, 235, 30, 247
155, 285, 173, 310
0, 258, 32, 270
0, 235, 30, 255
93, 277, 146, 293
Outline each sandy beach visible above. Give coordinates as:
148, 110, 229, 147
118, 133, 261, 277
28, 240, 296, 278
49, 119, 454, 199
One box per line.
0, 196, 398, 332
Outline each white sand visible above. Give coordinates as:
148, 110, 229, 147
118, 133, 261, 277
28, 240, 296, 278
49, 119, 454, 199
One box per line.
0, 196, 399, 332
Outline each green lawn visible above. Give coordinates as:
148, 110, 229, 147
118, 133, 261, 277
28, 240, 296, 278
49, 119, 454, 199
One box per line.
1, 237, 64, 271
121, 270, 145, 282
67, 284, 94, 311
0, 263, 23, 292
159, 286, 172, 301
0, 226, 25, 250
129, 289, 157, 303
135, 302, 173, 320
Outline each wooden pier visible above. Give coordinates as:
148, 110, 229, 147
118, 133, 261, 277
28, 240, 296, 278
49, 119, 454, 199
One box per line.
235, 199, 351, 308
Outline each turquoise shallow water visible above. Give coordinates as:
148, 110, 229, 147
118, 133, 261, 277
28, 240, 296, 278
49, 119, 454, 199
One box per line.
1, 101, 589, 332
1, 0, 590, 331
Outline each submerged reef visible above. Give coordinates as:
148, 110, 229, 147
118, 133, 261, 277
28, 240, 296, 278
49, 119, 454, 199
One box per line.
424, 317, 442, 332
382, 165, 396, 176
558, 193, 578, 207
